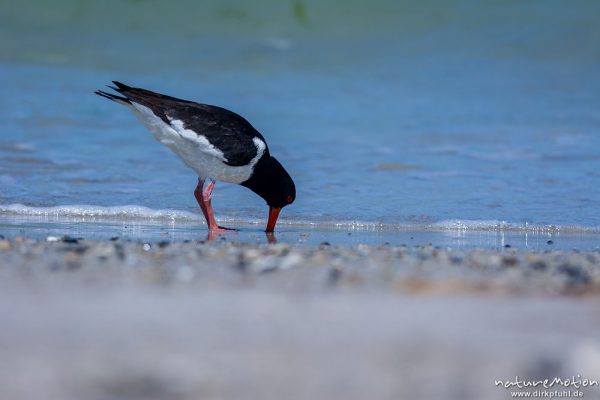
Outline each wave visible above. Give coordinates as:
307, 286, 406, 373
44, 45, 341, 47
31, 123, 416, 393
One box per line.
0, 203, 202, 222
428, 220, 600, 234
1, 203, 598, 234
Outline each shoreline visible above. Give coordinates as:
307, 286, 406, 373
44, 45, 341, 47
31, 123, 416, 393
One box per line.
2, 215, 600, 251
2, 204, 600, 234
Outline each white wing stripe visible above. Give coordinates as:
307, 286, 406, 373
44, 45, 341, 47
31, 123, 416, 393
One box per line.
168, 118, 225, 161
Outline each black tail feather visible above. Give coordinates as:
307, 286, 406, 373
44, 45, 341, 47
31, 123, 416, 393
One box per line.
94, 90, 131, 104
111, 81, 132, 93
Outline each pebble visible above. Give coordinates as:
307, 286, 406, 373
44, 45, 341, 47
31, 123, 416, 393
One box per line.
502, 256, 518, 267
279, 252, 303, 269
0, 239, 597, 296
557, 264, 590, 285
529, 261, 547, 271
252, 255, 279, 273
88, 243, 117, 259
62, 236, 79, 244
243, 249, 261, 261
327, 267, 343, 286
266, 243, 290, 256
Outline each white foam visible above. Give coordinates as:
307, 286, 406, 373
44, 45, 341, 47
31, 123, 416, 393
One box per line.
431, 219, 600, 234
432, 219, 516, 231
0, 203, 201, 222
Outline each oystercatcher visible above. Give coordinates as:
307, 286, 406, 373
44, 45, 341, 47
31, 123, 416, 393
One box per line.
95, 81, 295, 233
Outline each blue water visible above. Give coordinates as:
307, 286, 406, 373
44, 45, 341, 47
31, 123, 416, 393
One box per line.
1, 0, 599, 237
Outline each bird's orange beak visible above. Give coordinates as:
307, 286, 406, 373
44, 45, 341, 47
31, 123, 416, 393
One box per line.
266, 207, 281, 232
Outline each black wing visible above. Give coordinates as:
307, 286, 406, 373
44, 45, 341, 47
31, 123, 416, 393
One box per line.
105, 81, 269, 167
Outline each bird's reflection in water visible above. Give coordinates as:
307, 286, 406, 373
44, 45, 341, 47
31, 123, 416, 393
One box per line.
265, 232, 277, 244
204, 228, 236, 242
204, 230, 278, 244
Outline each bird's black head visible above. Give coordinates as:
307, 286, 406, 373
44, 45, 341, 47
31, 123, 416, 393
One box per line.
241, 155, 295, 232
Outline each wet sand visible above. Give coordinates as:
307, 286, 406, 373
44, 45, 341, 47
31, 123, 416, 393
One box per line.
1, 237, 600, 399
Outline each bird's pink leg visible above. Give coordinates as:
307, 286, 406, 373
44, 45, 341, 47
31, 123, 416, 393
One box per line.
194, 178, 236, 234
194, 178, 210, 224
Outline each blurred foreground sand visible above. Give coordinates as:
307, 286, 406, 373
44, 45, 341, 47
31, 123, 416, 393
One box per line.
0, 238, 599, 400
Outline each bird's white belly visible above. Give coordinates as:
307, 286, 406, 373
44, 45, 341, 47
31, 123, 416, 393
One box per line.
129, 103, 261, 184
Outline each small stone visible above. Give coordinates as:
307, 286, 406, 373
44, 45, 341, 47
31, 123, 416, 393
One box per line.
502, 256, 518, 267
309, 251, 327, 264
557, 264, 590, 285
243, 249, 261, 261
143, 243, 151, 251
355, 244, 371, 256
487, 255, 501, 267
529, 261, 547, 270
327, 267, 343, 286
64, 250, 81, 264
46, 236, 60, 242
62, 236, 79, 244
450, 255, 463, 264
114, 243, 125, 260
279, 252, 303, 269
252, 255, 279, 273
260, 266, 278, 274
267, 243, 290, 256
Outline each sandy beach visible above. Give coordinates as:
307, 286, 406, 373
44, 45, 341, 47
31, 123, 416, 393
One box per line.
1, 236, 600, 400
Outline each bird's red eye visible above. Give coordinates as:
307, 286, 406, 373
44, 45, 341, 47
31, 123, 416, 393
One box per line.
286, 195, 293, 203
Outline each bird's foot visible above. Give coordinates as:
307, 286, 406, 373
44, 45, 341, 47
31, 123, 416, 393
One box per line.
206, 226, 237, 237
214, 225, 237, 232
205, 227, 237, 241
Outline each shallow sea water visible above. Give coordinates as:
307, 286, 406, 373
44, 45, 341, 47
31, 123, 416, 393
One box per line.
0, 1, 599, 245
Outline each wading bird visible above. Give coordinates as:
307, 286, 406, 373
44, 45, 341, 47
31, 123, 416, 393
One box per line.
95, 82, 295, 233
